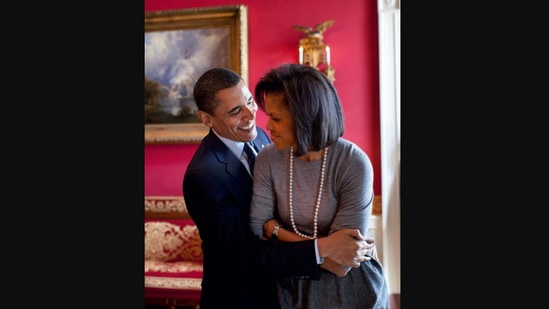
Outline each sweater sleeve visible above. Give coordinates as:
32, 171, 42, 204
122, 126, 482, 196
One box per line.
328, 143, 374, 235
249, 147, 277, 237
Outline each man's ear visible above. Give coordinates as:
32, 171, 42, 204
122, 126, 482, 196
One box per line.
197, 111, 212, 127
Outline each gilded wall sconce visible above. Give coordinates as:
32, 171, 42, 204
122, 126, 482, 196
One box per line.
292, 20, 335, 83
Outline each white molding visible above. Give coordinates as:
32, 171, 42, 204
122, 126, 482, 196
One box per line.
378, 0, 400, 295
378, 0, 400, 11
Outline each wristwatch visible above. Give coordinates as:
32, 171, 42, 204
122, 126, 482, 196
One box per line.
272, 224, 280, 241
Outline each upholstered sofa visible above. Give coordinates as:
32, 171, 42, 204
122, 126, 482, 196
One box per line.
145, 196, 202, 309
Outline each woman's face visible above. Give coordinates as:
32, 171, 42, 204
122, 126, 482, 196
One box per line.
264, 92, 295, 150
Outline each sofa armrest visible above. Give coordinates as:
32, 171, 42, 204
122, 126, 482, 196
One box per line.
145, 219, 202, 262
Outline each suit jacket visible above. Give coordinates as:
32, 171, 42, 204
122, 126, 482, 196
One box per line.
183, 127, 320, 309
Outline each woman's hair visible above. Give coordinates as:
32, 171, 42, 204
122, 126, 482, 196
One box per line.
193, 67, 242, 115
254, 64, 344, 156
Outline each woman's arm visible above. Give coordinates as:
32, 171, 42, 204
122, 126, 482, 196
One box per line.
249, 151, 278, 237
263, 219, 366, 276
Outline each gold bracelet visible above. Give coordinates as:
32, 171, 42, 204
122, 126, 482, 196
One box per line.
272, 224, 280, 240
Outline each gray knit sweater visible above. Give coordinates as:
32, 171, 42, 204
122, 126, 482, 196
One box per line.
249, 138, 374, 238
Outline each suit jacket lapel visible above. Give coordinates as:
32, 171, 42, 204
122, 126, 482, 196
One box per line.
203, 130, 252, 181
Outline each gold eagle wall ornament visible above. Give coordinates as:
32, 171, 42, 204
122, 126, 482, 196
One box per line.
292, 20, 336, 83
292, 20, 334, 39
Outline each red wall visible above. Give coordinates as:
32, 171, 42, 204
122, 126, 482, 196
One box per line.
145, 0, 381, 196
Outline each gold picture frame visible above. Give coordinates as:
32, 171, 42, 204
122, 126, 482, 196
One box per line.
145, 5, 248, 144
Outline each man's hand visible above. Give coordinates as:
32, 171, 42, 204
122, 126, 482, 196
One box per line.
263, 221, 380, 267
364, 236, 379, 261
321, 257, 352, 277
317, 229, 371, 268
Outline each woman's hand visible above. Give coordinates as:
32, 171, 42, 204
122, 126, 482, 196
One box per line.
262, 218, 279, 239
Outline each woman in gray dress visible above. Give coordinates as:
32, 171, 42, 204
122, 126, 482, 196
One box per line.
249, 64, 389, 309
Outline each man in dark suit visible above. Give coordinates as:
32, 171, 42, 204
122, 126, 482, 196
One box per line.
183, 68, 373, 309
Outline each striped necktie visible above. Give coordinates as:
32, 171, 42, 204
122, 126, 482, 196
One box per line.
243, 142, 257, 175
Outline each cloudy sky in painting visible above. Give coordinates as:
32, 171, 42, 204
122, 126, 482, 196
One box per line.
145, 28, 229, 96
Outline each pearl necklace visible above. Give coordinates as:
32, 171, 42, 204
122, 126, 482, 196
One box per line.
288, 146, 329, 239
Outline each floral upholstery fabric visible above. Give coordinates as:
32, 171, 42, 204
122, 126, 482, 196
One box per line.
145, 219, 203, 262
145, 219, 203, 304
